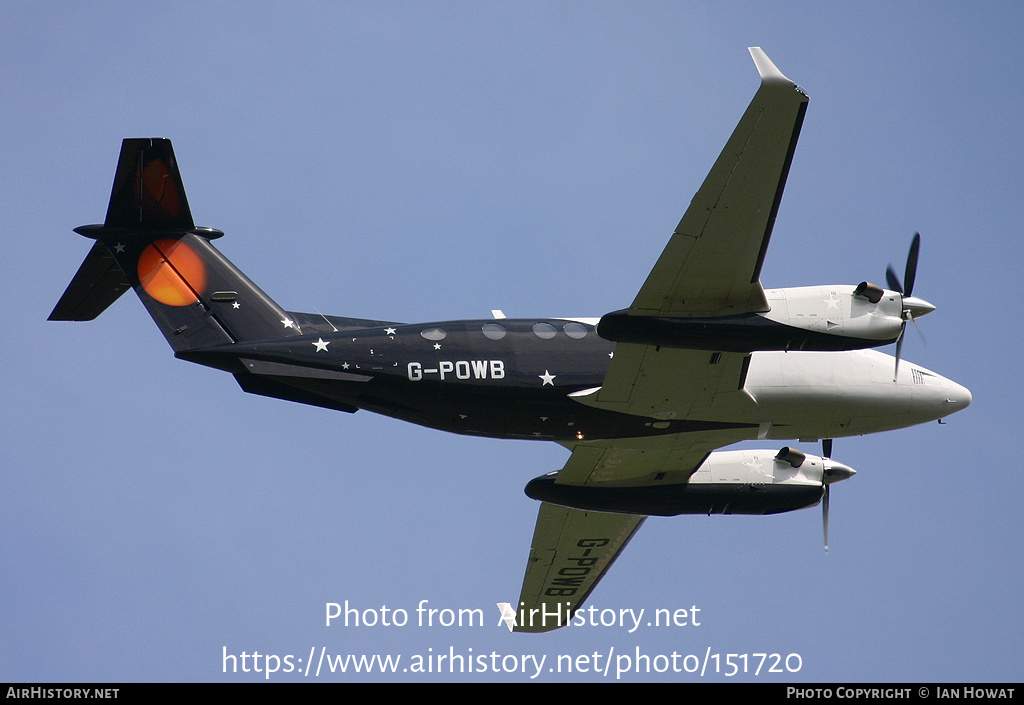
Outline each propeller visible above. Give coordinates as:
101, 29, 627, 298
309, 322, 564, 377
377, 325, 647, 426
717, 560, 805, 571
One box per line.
819, 439, 855, 553
823, 482, 831, 552
779, 443, 855, 552
822, 438, 833, 552
884, 233, 935, 380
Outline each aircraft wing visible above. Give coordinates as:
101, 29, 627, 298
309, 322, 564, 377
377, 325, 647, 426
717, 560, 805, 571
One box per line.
628, 47, 808, 318
515, 50, 805, 627
580, 46, 806, 431
514, 502, 645, 632
513, 428, 745, 631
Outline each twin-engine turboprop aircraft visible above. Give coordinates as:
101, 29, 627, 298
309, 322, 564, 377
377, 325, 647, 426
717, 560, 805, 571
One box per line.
50, 48, 970, 632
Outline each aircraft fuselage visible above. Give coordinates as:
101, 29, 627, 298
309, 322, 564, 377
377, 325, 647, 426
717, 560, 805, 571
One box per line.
181, 313, 971, 445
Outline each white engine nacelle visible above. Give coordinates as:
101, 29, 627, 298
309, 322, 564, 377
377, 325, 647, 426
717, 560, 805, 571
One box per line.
525, 448, 856, 516
762, 284, 904, 343
597, 283, 916, 352
690, 447, 853, 487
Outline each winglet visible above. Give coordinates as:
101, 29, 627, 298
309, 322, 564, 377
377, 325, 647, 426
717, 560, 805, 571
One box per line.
748, 47, 793, 86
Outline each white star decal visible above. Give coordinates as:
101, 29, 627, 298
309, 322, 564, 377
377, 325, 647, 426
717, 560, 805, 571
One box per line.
282, 318, 295, 328
384, 327, 397, 336
609, 351, 615, 359
114, 242, 125, 253
313, 338, 330, 352
539, 370, 556, 386
232, 302, 241, 309
342, 362, 350, 369
433, 343, 441, 350
825, 292, 841, 310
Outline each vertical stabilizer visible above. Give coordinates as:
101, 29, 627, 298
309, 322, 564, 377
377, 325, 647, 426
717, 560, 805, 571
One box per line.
104, 137, 195, 231
50, 139, 301, 352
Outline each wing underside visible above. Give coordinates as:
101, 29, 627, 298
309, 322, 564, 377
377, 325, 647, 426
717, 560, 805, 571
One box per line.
516, 49, 808, 629
514, 502, 645, 633
628, 47, 807, 318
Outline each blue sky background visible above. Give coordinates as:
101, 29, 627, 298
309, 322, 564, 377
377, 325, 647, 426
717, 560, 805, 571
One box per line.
3, 2, 1021, 682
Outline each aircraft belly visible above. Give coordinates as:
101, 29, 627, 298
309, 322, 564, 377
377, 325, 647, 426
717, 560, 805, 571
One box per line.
740, 349, 963, 438
351, 377, 748, 442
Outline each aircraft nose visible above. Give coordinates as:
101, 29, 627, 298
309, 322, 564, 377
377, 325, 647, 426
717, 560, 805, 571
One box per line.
943, 380, 972, 414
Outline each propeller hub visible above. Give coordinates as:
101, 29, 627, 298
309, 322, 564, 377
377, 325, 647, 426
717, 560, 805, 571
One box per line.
823, 461, 856, 484
902, 295, 935, 319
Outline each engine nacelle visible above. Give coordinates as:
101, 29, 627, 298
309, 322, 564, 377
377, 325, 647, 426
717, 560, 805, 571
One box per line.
597, 284, 904, 352
760, 284, 904, 343
525, 448, 855, 517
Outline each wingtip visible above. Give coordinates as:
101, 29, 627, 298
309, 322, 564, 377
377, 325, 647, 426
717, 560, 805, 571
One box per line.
748, 46, 792, 85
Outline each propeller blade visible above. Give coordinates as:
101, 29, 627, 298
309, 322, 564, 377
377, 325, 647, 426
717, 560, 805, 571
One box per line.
893, 325, 905, 381
886, 264, 902, 293
885, 233, 921, 296
820, 459, 855, 552
823, 484, 830, 553
822, 438, 833, 458
903, 232, 920, 297
889, 233, 922, 381
909, 311, 927, 345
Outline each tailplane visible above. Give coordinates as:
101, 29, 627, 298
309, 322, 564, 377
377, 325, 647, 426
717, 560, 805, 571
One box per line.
50, 139, 300, 352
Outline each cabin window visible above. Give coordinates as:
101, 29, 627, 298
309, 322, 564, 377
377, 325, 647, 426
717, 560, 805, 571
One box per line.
420, 327, 447, 341
532, 322, 557, 339
563, 322, 588, 339
481, 323, 506, 340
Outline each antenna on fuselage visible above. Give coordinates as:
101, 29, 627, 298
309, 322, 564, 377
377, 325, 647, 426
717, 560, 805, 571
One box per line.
313, 306, 339, 332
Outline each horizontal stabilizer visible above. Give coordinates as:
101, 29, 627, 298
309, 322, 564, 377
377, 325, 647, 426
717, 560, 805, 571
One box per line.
48, 241, 130, 320
240, 358, 373, 382
234, 374, 360, 414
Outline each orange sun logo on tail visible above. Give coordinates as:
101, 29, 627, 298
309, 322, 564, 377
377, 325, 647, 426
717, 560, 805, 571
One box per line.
134, 158, 183, 223
137, 239, 207, 306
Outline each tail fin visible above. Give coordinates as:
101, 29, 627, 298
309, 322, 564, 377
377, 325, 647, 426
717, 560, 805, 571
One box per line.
50, 139, 300, 352
104, 137, 196, 231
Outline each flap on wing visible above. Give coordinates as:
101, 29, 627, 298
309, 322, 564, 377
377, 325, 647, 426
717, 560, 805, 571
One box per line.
514, 502, 645, 633
628, 47, 808, 318
587, 344, 754, 419
555, 433, 723, 487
